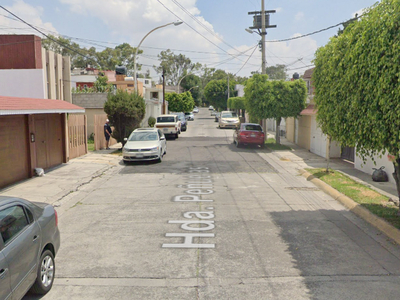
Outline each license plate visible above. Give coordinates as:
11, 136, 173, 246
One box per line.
163, 128, 168, 132
136, 154, 144, 158
250, 134, 256, 137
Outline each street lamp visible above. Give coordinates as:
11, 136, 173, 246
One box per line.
133, 21, 183, 93
177, 72, 192, 94
188, 86, 199, 92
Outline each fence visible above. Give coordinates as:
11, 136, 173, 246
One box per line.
68, 114, 87, 159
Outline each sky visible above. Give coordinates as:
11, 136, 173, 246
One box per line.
0, 0, 380, 81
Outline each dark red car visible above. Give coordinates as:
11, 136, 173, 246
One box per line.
233, 123, 265, 148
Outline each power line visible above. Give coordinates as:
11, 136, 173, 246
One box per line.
0, 5, 104, 69
266, 13, 367, 43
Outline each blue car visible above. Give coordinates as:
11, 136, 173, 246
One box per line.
170, 112, 187, 131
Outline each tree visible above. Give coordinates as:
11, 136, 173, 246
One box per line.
312, 0, 400, 216
104, 90, 145, 146
228, 97, 247, 117
204, 79, 236, 110
165, 92, 195, 113
154, 50, 201, 85
265, 64, 287, 80
180, 74, 202, 106
245, 74, 307, 143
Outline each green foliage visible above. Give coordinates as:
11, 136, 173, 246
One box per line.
180, 74, 202, 106
72, 75, 113, 93
42, 36, 141, 74
228, 97, 247, 110
313, 0, 400, 159
148, 116, 156, 127
265, 64, 287, 80
244, 74, 307, 121
204, 79, 236, 110
154, 50, 201, 85
166, 92, 195, 112
104, 90, 146, 145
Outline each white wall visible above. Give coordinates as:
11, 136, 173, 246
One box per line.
0, 69, 46, 98
355, 150, 395, 184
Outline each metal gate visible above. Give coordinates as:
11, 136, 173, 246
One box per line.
68, 114, 87, 159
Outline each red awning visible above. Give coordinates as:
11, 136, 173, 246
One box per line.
300, 104, 316, 116
0, 95, 85, 115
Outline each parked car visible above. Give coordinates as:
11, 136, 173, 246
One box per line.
233, 123, 265, 148
155, 114, 181, 138
122, 128, 167, 163
210, 110, 218, 116
219, 111, 240, 129
170, 112, 187, 131
0, 196, 60, 299
192, 107, 199, 113
208, 105, 214, 110
185, 112, 194, 121
215, 112, 221, 122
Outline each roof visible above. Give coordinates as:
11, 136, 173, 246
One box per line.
0, 95, 85, 116
303, 68, 315, 79
300, 104, 316, 116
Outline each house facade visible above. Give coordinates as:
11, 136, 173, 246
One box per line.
0, 34, 85, 189
286, 68, 341, 158
285, 68, 396, 184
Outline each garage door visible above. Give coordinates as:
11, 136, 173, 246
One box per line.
0, 115, 30, 188
34, 114, 63, 170
310, 117, 327, 158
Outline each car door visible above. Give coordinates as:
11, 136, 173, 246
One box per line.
0, 204, 41, 300
158, 130, 166, 153
0, 250, 12, 300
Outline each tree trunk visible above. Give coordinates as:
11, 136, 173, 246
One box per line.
326, 136, 331, 173
275, 117, 281, 145
392, 159, 400, 217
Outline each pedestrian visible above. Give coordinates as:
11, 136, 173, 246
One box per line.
104, 119, 112, 150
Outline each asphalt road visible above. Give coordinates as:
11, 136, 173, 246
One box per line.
25, 108, 400, 300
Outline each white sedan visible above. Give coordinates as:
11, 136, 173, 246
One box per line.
122, 128, 166, 163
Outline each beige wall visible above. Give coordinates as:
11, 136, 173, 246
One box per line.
297, 115, 311, 150
85, 108, 106, 137
285, 117, 295, 143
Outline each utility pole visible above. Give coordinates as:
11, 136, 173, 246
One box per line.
247, 1, 276, 74
247, 1, 276, 138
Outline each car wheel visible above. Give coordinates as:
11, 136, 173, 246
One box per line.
260, 143, 265, 149
158, 150, 163, 163
30, 250, 55, 295
236, 141, 241, 148
175, 133, 179, 139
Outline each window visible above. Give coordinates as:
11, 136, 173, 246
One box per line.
0, 206, 30, 244
244, 125, 262, 131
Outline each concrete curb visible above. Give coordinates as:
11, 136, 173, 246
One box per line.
299, 169, 400, 246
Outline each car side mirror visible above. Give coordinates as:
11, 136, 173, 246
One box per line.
160, 136, 165, 140
124, 137, 128, 142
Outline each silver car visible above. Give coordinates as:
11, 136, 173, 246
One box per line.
122, 128, 167, 163
0, 196, 60, 299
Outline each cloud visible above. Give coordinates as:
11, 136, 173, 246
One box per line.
295, 12, 305, 21
1, 0, 57, 35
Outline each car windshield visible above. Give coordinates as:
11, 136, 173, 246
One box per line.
221, 112, 237, 118
185, 112, 192, 116
128, 132, 158, 141
243, 125, 262, 131
157, 116, 175, 122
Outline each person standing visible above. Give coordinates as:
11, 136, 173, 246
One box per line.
104, 119, 112, 149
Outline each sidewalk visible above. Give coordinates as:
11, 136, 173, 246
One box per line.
0, 143, 122, 208
274, 135, 399, 201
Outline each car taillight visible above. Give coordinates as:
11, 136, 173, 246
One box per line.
239, 132, 247, 136
55, 210, 58, 227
